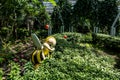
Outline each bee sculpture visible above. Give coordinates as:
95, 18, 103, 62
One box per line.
31, 34, 56, 69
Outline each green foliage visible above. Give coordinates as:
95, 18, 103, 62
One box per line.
51, 0, 72, 33
54, 32, 92, 44
0, 58, 4, 64
4, 32, 120, 80
73, 0, 118, 33
2, 32, 120, 80
17, 28, 29, 39
0, 0, 50, 41
98, 0, 118, 33
0, 27, 9, 37
92, 33, 120, 52
73, 0, 93, 18
51, 6, 62, 33
0, 0, 119, 40
0, 42, 12, 59
7, 61, 22, 80
0, 68, 3, 80
73, 0, 95, 32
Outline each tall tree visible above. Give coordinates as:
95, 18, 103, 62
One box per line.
72, 0, 93, 33
0, 0, 50, 40
98, 0, 118, 34
51, 0, 72, 33
0, 0, 28, 39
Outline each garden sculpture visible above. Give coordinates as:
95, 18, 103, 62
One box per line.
31, 33, 56, 69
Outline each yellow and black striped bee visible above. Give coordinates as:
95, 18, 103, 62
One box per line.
31, 36, 56, 69
31, 50, 43, 66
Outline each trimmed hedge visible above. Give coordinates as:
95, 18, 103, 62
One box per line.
92, 33, 120, 52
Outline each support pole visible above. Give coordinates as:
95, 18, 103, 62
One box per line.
110, 12, 120, 36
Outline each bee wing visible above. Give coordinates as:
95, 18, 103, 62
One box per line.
31, 33, 42, 49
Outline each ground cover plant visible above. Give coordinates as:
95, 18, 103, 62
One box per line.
0, 32, 120, 80
0, 0, 120, 79
92, 33, 120, 52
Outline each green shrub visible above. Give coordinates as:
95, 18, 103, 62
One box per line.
53, 32, 92, 43
5, 32, 120, 80
92, 33, 120, 52
0, 57, 4, 64
17, 28, 29, 39
0, 27, 10, 38
21, 47, 120, 80
53, 32, 92, 53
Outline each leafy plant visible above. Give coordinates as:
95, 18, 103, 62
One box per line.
0, 58, 4, 64
18, 32, 120, 80
2, 32, 120, 80
51, 0, 72, 33
0, 68, 3, 80
7, 61, 21, 80
92, 33, 120, 52
0, 0, 50, 41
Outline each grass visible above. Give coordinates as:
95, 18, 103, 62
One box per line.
0, 32, 120, 80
